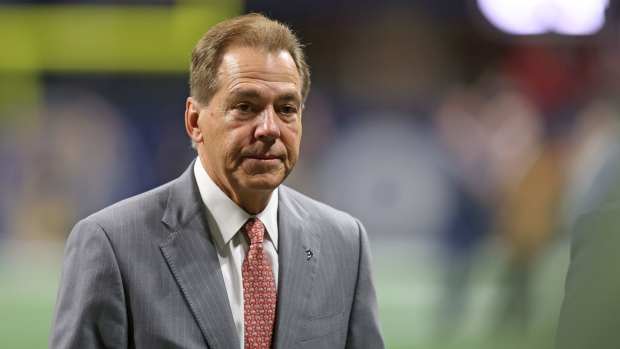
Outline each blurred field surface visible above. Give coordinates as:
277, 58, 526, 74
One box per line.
0, 239, 568, 349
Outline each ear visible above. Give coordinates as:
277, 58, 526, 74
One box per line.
185, 97, 204, 145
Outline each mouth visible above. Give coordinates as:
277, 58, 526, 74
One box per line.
241, 155, 283, 173
244, 154, 283, 161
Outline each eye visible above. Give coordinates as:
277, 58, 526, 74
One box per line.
279, 104, 298, 116
235, 102, 253, 113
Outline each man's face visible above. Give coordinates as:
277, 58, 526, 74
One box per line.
191, 45, 303, 200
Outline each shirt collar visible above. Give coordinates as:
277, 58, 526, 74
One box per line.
193, 158, 279, 250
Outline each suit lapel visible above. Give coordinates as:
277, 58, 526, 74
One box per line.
273, 187, 318, 348
159, 163, 239, 349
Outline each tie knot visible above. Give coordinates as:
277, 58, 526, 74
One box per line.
243, 218, 265, 245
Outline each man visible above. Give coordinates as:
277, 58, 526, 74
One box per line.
50, 13, 384, 349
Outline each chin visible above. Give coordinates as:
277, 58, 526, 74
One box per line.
240, 173, 285, 191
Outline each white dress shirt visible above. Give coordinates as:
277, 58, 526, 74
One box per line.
193, 158, 279, 349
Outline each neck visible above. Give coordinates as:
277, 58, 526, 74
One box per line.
234, 189, 272, 215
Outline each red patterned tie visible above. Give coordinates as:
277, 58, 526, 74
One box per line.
242, 218, 277, 349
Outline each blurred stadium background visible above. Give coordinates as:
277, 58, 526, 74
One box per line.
1, 0, 619, 348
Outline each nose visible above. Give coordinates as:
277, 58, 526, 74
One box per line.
254, 106, 281, 142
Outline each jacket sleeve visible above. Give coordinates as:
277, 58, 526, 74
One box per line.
50, 219, 128, 349
345, 219, 385, 349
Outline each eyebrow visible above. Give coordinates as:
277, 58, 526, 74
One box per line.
227, 88, 301, 105
227, 88, 263, 102
276, 92, 302, 105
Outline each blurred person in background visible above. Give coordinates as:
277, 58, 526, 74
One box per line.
2, 92, 134, 241
556, 43, 620, 348
50, 13, 383, 349
433, 85, 497, 338
561, 100, 620, 231
487, 87, 566, 332
555, 100, 620, 349
432, 79, 561, 336
432, 68, 574, 339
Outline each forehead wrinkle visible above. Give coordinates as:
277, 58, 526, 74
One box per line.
215, 48, 302, 103
223, 68, 300, 85
218, 48, 301, 85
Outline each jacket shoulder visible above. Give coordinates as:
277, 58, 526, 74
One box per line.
77, 180, 174, 236
280, 185, 362, 234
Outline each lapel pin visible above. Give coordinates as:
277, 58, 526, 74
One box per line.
305, 249, 313, 261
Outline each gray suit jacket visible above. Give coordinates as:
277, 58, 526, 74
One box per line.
50, 163, 384, 349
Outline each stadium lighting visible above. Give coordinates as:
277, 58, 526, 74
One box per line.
477, 0, 609, 35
